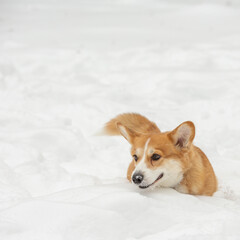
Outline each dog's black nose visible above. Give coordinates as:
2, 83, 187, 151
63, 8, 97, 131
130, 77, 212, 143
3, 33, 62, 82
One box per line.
132, 172, 144, 185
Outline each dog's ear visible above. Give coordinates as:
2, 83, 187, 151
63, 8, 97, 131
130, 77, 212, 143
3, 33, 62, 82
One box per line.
168, 121, 195, 148
116, 123, 139, 144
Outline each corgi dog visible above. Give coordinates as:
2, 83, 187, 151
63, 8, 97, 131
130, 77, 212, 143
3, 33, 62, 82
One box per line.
102, 113, 217, 196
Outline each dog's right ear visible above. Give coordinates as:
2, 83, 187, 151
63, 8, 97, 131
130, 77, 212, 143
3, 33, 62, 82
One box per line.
116, 123, 138, 144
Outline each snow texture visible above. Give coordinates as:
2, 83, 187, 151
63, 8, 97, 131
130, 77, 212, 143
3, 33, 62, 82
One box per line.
0, 0, 240, 239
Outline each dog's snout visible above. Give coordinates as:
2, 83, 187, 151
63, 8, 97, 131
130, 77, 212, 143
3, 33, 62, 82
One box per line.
132, 172, 144, 185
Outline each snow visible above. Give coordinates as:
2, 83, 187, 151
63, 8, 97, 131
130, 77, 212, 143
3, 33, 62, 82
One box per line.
0, 0, 240, 239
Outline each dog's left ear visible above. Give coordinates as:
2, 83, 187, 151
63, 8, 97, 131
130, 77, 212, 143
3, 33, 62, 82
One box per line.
168, 121, 195, 148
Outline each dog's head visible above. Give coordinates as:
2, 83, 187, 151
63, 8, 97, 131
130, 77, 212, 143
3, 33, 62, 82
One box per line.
117, 121, 195, 189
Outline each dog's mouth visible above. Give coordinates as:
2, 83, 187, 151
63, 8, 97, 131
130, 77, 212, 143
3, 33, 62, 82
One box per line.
139, 173, 164, 189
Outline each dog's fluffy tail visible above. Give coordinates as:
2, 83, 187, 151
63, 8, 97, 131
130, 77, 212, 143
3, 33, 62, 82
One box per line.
101, 113, 160, 136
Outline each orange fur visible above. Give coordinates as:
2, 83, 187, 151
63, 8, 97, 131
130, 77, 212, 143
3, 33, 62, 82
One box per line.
103, 113, 217, 196
103, 113, 160, 136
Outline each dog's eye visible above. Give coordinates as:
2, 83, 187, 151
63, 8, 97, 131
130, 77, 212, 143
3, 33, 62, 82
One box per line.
151, 154, 161, 161
133, 154, 138, 161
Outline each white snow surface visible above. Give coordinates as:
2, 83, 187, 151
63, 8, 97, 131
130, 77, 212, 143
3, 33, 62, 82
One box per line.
0, 0, 240, 239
